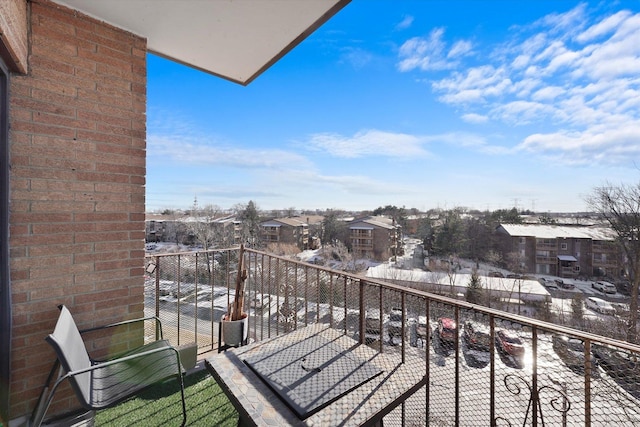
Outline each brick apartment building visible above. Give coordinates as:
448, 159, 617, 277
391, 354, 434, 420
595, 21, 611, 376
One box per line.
349, 216, 402, 262
0, 1, 349, 423
260, 217, 310, 250
145, 213, 242, 247
496, 224, 621, 279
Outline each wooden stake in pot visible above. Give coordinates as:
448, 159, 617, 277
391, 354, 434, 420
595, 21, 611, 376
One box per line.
229, 244, 248, 321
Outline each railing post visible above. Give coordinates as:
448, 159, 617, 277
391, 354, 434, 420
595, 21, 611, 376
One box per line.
532, 327, 538, 427
584, 339, 592, 426
359, 280, 365, 345
401, 292, 406, 364
490, 314, 496, 426
378, 285, 383, 354
454, 305, 460, 426
177, 254, 181, 346
343, 276, 348, 335
425, 297, 430, 424
154, 255, 160, 320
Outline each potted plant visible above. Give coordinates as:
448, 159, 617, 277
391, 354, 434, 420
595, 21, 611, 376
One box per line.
220, 244, 248, 348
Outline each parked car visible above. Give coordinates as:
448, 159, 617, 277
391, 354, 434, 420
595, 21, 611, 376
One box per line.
462, 321, 491, 351
615, 280, 631, 296
593, 281, 617, 294
585, 297, 615, 315
182, 287, 231, 320
437, 317, 457, 347
593, 345, 640, 396
387, 308, 403, 340
364, 309, 387, 344
612, 302, 630, 317
496, 330, 525, 358
277, 298, 305, 323
552, 334, 597, 375
539, 278, 559, 291
159, 284, 197, 303
555, 278, 575, 290
250, 293, 271, 311
414, 316, 430, 346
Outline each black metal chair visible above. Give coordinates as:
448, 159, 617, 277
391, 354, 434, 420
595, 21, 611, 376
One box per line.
30, 305, 186, 427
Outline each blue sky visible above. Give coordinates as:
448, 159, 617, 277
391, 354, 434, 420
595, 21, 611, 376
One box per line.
146, 1, 640, 214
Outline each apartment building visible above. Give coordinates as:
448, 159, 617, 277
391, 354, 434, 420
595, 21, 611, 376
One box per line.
496, 224, 620, 279
260, 217, 310, 250
349, 216, 402, 262
145, 213, 241, 247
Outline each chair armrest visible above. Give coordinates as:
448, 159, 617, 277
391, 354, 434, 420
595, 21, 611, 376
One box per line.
80, 315, 164, 339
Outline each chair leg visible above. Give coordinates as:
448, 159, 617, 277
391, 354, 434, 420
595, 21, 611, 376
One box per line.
30, 369, 68, 427
178, 373, 187, 427
29, 361, 61, 427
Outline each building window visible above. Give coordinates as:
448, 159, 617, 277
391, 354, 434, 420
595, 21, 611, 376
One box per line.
560, 243, 567, 250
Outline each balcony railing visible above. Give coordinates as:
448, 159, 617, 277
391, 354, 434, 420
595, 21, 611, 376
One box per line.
145, 247, 640, 426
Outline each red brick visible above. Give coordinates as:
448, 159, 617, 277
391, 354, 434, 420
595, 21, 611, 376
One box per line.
76, 129, 132, 145
10, 0, 147, 419
12, 95, 75, 117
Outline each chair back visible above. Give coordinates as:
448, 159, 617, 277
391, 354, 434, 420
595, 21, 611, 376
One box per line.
45, 305, 92, 403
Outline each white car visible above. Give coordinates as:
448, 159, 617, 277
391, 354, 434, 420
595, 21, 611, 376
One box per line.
586, 297, 615, 315
593, 281, 616, 294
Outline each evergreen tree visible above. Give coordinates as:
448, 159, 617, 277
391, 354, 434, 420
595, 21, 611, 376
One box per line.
237, 200, 261, 247
466, 269, 484, 304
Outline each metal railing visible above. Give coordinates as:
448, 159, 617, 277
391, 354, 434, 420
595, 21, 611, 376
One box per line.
145, 247, 640, 426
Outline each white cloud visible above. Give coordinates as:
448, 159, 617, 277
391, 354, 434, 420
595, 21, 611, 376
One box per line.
341, 47, 374, 69
531, 86, 565, 101
400, 3, 640, 167
396, 15, 414, 31
518, 121, 640, 166
148, 134, 313, 170
448, 40, 473, 58
461, 113, 488, 124
305, 129, 430, 158
433, 65, 512, 104
397, 28, 472, 72
537, 3, 587, 36
576, 10, 632, 42
491, 101, 556, 125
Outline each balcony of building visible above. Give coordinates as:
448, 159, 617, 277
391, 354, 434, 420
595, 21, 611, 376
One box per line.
135, 247, 640, 426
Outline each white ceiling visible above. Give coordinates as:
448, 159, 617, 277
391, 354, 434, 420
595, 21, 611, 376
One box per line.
54, 0, 350, 86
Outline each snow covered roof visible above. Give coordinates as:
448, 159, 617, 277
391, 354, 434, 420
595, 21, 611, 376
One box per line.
261, 217, 307, 227
366, 265, 550, 301
349, 216, 398, 230
498, 224, 615, 241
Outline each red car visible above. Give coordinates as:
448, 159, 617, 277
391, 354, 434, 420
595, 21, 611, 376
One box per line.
437, 317, 457, 346
496, 330, 525, 357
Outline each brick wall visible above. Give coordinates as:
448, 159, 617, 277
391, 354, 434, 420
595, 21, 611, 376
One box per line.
9, 0, 147, 418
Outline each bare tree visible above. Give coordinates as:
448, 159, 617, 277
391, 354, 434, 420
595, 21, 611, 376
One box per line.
506, 251, 526, 315
186, 198, 226, 286
186, 198, 225, 250
586, 181, 640, 343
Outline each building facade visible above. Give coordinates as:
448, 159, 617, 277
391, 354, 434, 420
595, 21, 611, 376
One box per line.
260, 217, 310, 250
496, 224, 621, 279
349, 216, 402, 262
